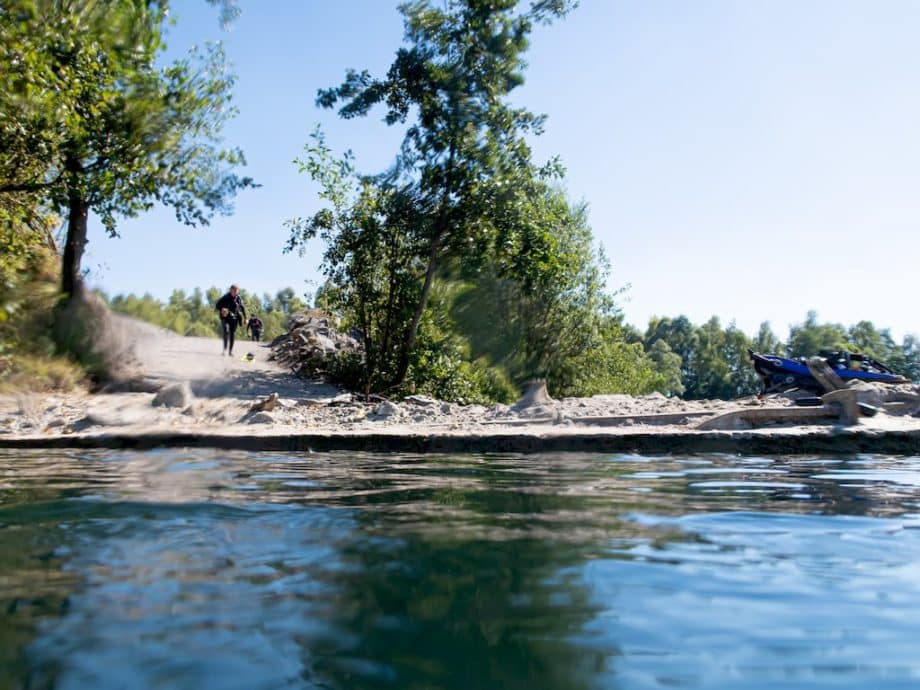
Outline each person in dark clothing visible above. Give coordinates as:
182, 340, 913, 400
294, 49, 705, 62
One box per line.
246, 315, 263, 342
215, 284, 246, 355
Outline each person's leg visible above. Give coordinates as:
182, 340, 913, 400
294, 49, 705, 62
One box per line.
222, 319, 230, 353
228, 319, 238, 354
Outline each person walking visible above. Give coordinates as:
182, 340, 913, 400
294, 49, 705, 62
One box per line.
215, 284, 246, 356
247, 314, 263, 342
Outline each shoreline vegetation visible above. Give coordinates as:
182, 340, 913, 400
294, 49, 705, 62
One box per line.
100, 287, 920, 405
1, 1, 917, 429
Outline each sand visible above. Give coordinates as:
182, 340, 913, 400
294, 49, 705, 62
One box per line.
2, 316, 919, 454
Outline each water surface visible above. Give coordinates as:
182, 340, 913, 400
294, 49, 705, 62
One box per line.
2, 449, 919, 689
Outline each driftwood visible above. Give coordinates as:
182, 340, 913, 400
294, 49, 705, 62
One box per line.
805, 357, 847, 393
481, 411, 714, 427
249, 392, 278, 413
697, 406, 839, 431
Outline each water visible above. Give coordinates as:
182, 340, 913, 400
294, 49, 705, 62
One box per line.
2, 450, 920, 690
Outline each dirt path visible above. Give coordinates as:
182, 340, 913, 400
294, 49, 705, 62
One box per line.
3, 315, 920, 452
116, 315, 340, 400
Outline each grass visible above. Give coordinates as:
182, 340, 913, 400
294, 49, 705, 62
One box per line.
0, 352, 86, 394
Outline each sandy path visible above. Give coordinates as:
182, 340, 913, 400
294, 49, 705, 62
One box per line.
116, 315, 340, 400
3, 314, 919, 452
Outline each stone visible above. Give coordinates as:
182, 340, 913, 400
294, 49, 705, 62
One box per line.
250, 392, 278, 413
405, 395, 439, 407
822, 389, 861, 425
152, 382, 194, 409
373, 400, 401, 419
512, 379, 554, 411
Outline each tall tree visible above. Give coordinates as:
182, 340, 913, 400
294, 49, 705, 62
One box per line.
314, 0, 576, 387
287, 130, 425, 392
787, 311, 849, 359
646, 339, 684, 397
752, 321, 783, 356
0, 0, 254, 299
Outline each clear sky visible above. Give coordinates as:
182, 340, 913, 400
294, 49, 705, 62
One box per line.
83, 0, 920, 342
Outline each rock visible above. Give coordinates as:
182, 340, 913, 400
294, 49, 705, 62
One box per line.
152, 382, 194, 409
517, 404, 554, 419
405, 395, 439, 407
250, 392, 279, 413
248, 412, 275, 424
512, 379, 554, 411
269, 309, 361, 376
372, 401, 401, 419
846, 382, 883, 408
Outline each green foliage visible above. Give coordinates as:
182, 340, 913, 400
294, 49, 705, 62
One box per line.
786, 311, 849, 359
642, 311, 918, 400
286, 130, 424, 393
292, 2, 662, 402
0, 0, 254, 298
646, 340, 684, 398
310, 0, 576, 387
409, 309, 520, 405
105, 286, 307, 341
0, 206, 57, 336
0, 202, 85, 391
644, 316, 765, 399
442, 190, 661, 398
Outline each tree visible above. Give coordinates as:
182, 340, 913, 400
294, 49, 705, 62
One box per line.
287, 130, 425, 393
644, 315, 759, 399
752, 321, 783, 356
312, 0, 576, 387
0, 0, 254, 299
646, 340, 684, 397
444, 190, 659, 396
846, 320, 899, 363
645, 315, 699, 393
895, 334, 920, 382
787, 311, 849, 358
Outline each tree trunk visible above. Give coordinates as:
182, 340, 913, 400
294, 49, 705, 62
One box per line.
393, 232, 442, 387
61, 158, 88, 299
392, 143, 456, 389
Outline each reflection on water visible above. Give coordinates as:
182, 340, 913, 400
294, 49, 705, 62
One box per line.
2, 450, 920, 689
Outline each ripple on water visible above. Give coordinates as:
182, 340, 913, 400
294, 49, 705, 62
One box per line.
1, 449, 919, 689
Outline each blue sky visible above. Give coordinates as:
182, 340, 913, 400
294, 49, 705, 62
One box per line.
83, 0, 920, 341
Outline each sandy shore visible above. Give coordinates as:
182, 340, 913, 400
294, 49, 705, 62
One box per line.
2, 317, 920, 454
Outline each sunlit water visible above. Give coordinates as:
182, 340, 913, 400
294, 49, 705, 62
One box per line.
2, 449, 920, 689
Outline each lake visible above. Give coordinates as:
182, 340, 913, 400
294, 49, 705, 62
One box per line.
2, 449, 919, 689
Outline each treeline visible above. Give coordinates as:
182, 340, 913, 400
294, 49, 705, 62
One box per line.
103, 287, 307, 342
635, 311, 920, 400
106, 281, 920, 403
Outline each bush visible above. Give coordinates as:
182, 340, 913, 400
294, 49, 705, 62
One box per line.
0, 208, 89, 392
